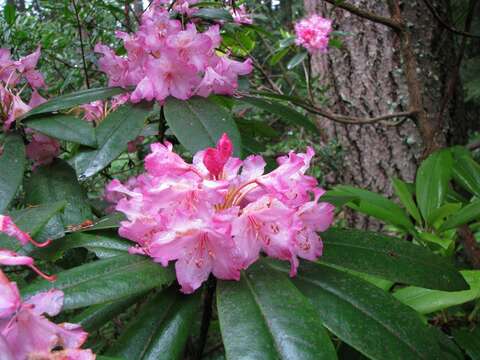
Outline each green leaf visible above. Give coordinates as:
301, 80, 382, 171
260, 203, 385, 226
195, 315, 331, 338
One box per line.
71, 212, 125, 232
416, 149, 453, 224
0, 201, 66, 251
239, 96, 317, 133
36, 231, 130, 261
0, 134, 25, 213
332, 185, 414, 231
3, 4, 16, 26
25, 115, 97, 147
451, 147, 480, 198
217, 261, 337, 360
287, 52, 308, 70
269, 47, 290, 66
73, 103, 152, 178
72, 294, 143, 332
392, 178, 422, 224
22, 254, 174, 310
24, 159, 92, 227
192, 8, 233, 21
164, 97, 242, 156
321, 190, 358, 208
439, 199, 480, 231
320, 228, 468, 291
452, 327, 480, 360
268, 260, 443, 360
428, 203, 462, 227
108, 289, 199, 360
393, 270, 480, 314
20, 87, 128, 119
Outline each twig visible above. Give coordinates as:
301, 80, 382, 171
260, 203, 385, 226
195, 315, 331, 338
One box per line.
321, 0, 402, 31
458, 225, 480, 269
71, 0, 90, 88
422, 0, 480, 38
436, 0, 478, 124
195, 277, 216, 360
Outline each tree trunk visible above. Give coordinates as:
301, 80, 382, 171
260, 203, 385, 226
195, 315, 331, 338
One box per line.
303, 0, 467, 229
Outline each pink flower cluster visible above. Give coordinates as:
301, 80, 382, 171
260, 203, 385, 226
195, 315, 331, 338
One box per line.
0, 47, 60, 168
95, 0, 252, 102
294, 14, 333, 54
79, 94, 129, 123
0, 215, 95, 359
0, 47, 46, 131
229, 5, 253, 25
106, 134, 334, 293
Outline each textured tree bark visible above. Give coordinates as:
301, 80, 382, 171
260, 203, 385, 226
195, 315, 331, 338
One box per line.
303, 0, 464, 228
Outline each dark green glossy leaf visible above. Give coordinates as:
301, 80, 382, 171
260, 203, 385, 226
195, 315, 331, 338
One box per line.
73, 103, 152, 178
453, 327, 480, 360
192, 8, 233, 21
0, 201, 66, 251
164, 97, 242, 156
393, 270, 480, 314
268, 260, 443, 360
36, 231, 130, 261
287, 52, 308, 70
25, 115, 97, 147
439, 199, 480, 231
451, 147, 480, 198
72, 294, 143, 332
217, 261, 337, 360
20, 87, 128, 119
392, 178, 422, 224
239, 96, 317, 133
108, 289, 199, 360
24, 159, 92, 227
416, 149, 453, 224
22, 254, 174, 310
320, 228, 468, 291
332, 185, 414, 231
0, 134, 25, 213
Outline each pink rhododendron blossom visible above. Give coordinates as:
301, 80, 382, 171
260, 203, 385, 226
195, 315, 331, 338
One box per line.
95, 1, 252, 102
105, 134, 334, 293
0, 215, 51, 248
0, 271, 94, 359
229, 4, 253, 25
294, 14, 333, 54
79, 94, 129, 123
26, 132, 61, 169
0, 47, 46, 131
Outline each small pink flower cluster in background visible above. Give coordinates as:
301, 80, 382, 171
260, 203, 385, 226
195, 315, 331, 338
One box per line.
229, 4, 253, 25
95, 0, 252, 103
105, 134, 334, 293
79, 94, 130, 123
294, 14, 333, 54
0, 47, 60, 169
0, 215, 95, 359
0, 47, 46, 131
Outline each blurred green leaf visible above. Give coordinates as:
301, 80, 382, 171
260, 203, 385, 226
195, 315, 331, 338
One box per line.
439, 199, 480, 231
0, 134, 25, 213
453, 327, 480, 360
287, 52, 308, 70
451, 147, 480, 198
3, 4, 16, 26
392, 178, 422, 224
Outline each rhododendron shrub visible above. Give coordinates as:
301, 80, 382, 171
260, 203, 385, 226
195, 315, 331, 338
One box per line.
0, 2, 474, 359
105, 134, 334, 293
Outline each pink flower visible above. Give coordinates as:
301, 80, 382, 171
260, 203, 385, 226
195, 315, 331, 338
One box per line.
26, 132, 61, 169
106, 134, 334, 293
0, 272, 94, 359
95, 2, 252, 103
0, 215, 51, 248
230, 4, 253, 25
294, 14, 333, 54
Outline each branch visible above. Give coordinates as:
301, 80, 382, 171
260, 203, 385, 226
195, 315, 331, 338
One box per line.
458, 225, 480, 269
71, 0, 90, 89
422, 0, 480, 39
436, 0, 478, 124
321, 0, 402, 31
195, 277, 216, 360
